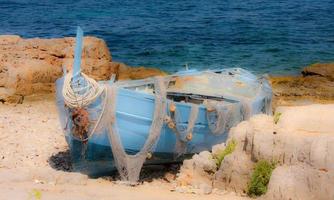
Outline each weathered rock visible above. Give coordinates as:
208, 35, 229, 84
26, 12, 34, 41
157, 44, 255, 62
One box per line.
0, 35, 167, 104
175, 151, 216, 194
276, 104, 334, 134
182, 104, 334, 198
108, 61, 166, 80
0, 35, 113, 102
264, 165, 334, 200
229, 105, 334, 168
1, 94, 23, 104
211, 143, 226, 158
117, 64, 167, 80
269, 63, 334, 109
302, 63, 334, 81
214, 152, 254, 194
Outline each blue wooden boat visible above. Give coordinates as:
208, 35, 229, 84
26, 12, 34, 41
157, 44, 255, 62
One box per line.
56, 27, 272, 179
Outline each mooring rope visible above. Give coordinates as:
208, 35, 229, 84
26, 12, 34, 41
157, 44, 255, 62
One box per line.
62, 71, 105, 108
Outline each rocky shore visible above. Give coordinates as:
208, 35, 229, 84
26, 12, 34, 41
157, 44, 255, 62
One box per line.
1, 35, 333, 107
0, 35, 333, 199
0, 35, 165, 104
175, 104, 334, 199
269, 63, 334, 109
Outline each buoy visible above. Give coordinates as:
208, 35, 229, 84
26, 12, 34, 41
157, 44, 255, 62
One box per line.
168, 121, 176, 129
186, 133, 193, 141
169, 103, 176, 113
164, 116, 171, 123
206, 106, 215, 112
147, 152, 152, 159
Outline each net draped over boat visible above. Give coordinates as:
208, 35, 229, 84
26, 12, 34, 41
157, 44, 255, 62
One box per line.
60, 68, 272, 184
96, 77, 168, 184
204, 100, 234, 135
165, 103, 200, 157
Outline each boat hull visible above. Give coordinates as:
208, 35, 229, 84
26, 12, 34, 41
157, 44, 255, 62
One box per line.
56, 69, 272, 176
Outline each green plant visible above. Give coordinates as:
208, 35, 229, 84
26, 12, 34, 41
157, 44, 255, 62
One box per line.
214, 139, 237, 168
29, 189, 42, 200
247, 160, 276, 197
273, 112, 282, 124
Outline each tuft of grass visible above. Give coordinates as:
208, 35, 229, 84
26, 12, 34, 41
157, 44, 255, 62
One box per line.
247, 160, 276, 197
29, 189, 42, 200
214, 139, 237, 168
273, 112, 282, 124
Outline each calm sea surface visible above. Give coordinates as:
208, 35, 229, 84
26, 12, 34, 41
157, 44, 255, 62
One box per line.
1, 0, 334, 74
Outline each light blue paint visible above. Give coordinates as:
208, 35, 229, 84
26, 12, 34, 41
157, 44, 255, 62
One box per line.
72, 26, 83, 80
56, 67, 272, 176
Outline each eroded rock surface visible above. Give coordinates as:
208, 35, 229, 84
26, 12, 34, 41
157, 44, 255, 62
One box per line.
0, 35, 166, 103
269, 63, 334, 109
175, 151, 216, 194
176, 104, 334, 199
213, 152, 254, 194
0, 35, 112, 103
110, 61, 167, 80
302, 63, 334, 81
265, 165, 334, 200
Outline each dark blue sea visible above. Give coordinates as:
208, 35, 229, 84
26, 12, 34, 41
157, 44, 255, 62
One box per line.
1, 0, 334, 75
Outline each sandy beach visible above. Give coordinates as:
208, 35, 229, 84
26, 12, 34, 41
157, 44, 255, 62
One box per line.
0, 28, 333, 200
0, 94, 249, 200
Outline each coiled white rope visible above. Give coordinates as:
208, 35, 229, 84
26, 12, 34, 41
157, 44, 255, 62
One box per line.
62, 71, 105, 108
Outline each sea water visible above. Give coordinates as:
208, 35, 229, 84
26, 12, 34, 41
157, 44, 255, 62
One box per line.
1, 0, 334, 75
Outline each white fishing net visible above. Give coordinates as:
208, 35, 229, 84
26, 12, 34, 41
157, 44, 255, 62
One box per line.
60, 68, 272, 184
204, 100, 236, 135
165, 103, 199, 156
96, 77, 168, 184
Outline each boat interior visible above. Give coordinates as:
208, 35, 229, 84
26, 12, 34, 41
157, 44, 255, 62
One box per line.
123, 78, 238, 105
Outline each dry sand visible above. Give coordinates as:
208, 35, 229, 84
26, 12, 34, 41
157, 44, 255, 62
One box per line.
0, 94, 248, 200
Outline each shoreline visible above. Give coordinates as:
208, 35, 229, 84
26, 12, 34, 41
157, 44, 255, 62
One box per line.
1, 94, 333, 199
0, 96, 248, 200
0, 35, 333, 106
0, 35, 333, 199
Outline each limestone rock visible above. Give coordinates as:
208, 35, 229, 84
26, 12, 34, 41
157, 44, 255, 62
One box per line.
193, 151, 217, 173
176, 104, 334, 197
302, 63, 334, 81
175, 151, 216, 194
211, 143, 226, 158
108, 61, 166, 80
229, 105, 334, 168
0, 35, 167, 103
264, 165, 334, 200
276, 104, 334, 134
0, 35, 113, 102
210, 104, 334, 198
0, 35, 21, 45
214, 152, 254, 194
269, 63, 334, 109
117, 64, 167, 80
1, 94, 23, 104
